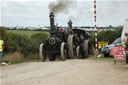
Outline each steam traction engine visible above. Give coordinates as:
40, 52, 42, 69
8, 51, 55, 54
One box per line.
39, 12, 90, 61
39, 12, 67, 61
67, 29, 90, 59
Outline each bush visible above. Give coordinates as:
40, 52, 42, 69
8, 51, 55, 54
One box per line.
0, 27, 50, 63
5, 32, 31, 57
0, 27, 7, 40
3, 31, 49, 57
30, 33, 49, 53
90, 26, 123, 47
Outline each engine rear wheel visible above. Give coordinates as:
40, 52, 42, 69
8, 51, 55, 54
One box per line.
39, 43, 47, 62
60, 42, 67, 61
67, 35, 75, 59
77, 46, 82, 59
77, 46, 85, 59
83, 40, 89, 58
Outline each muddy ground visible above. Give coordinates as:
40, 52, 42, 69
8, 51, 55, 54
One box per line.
1, 59, 128, 85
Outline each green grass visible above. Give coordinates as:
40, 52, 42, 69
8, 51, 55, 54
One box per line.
6, 30, 50, 38
0, 58, 36, 66
89, 57, 114, 61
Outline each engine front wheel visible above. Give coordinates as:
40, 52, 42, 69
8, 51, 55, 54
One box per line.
39, 43, 47, 62
77, 46, 85, 59
67, 35, 75, 59
60, 42, 67, 61
83, 40, 89, 58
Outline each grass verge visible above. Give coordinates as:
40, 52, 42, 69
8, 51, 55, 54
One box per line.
89, 56, 114, 61
1, 52, 40, 65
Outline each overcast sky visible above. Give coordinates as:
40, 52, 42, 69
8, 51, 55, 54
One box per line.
1, 0, 128, 27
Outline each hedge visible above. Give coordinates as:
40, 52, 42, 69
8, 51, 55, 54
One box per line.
0, 27, 49, 57
90, 26, 123, 47
0, 26, 122, 57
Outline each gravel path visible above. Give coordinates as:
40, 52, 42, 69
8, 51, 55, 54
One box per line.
1, 59, 128, 85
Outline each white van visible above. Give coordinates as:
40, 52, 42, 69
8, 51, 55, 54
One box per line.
121, 19, 128, 41
121, 19, 128, 63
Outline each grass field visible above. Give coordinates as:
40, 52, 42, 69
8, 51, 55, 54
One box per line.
6, 30, 50, 37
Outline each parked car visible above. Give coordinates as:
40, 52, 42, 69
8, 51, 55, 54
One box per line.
101, 38, 122, 57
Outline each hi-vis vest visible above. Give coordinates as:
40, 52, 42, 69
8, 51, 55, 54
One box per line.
123, 36, 128, 48
0, 40, 4, 52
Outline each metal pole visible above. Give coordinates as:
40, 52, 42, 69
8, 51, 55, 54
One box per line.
94, 0, 98, 56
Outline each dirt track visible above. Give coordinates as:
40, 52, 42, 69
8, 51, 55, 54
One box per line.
1, 59, 128, 85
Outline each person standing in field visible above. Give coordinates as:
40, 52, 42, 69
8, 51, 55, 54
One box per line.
0, 35, 4, 63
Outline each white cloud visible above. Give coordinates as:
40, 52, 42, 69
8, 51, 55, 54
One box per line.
0, 1, 1, 25
1, 0, 128, 27
1, 1, 8, 8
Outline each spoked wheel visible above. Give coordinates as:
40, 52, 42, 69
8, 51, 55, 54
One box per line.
77, 46, 81, 59
39, 43, 47, 62
60, 42, 67, 61
77, 46, 85, 59
48, 54, 56, 61
67, 35, 75, 59
83, 40, 89, 58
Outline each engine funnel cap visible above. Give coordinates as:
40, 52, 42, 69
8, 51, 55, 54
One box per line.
68, 20, 72, 24
49, 12, 54, 18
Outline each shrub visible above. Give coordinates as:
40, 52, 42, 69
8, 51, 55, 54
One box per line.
0, 27, 7, 40
89, 33, 95, 47
30, 33, 49, 53
6, 32, 31, 57
3, 32, 49, 57
90, 26, 123, 47
0, 27, 50, 62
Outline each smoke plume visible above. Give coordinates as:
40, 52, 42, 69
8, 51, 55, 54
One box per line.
49, 0, 77, 14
